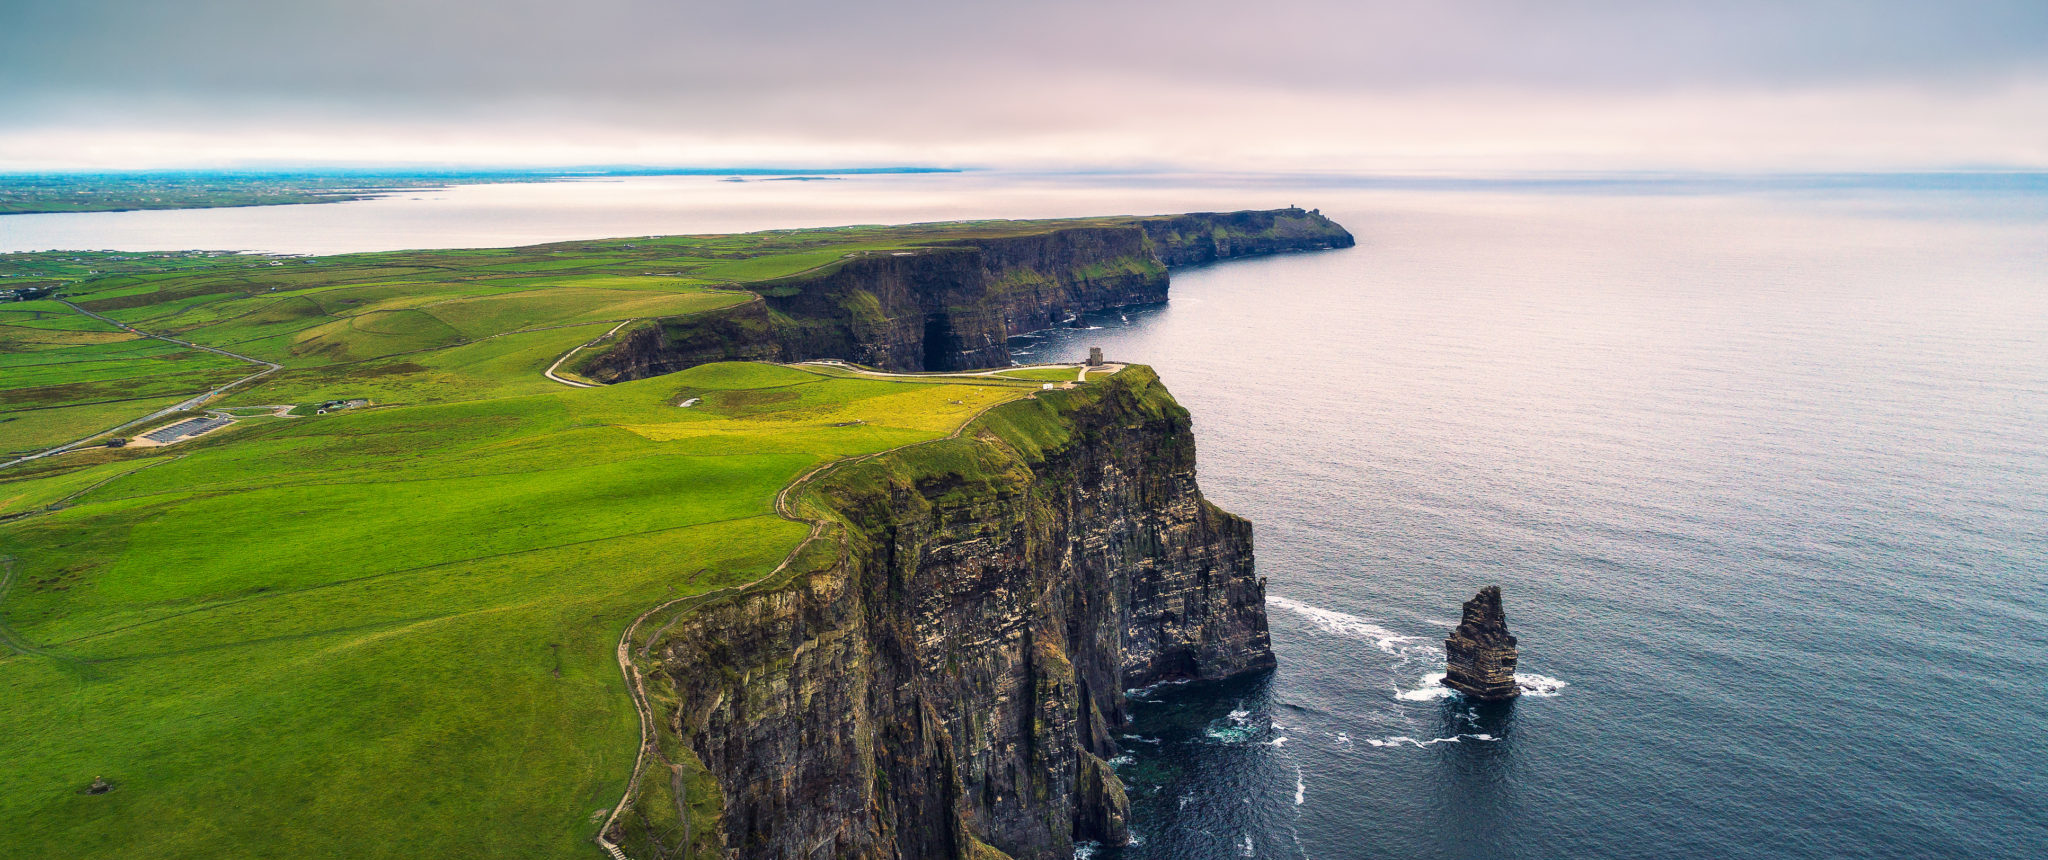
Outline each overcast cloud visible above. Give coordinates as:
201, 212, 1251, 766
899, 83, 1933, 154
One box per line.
3, 0, 2045, 170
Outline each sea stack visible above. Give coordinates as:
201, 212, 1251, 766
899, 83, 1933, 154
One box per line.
1442, 585, 1520, 701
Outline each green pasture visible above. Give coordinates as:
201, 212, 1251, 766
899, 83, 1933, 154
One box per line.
0, 363, 1038, 859
994, 366, 1084, 382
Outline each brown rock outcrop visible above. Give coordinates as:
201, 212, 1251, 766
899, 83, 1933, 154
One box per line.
1442, 586, 1520, 701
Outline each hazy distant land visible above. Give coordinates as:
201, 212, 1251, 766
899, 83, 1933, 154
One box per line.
0, 168, 958, 215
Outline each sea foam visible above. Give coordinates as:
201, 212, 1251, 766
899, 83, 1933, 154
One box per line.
1365, 733, 1497, 749
1267, 595, 1422, 654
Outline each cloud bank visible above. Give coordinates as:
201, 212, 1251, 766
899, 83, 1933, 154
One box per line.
4, 0, 2045, 171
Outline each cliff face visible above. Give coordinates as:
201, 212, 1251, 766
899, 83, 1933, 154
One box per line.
581, 208, 1352, 379
617, 368, 1272, 859
1138, 207, 1357, 267
571, 300, 783, 382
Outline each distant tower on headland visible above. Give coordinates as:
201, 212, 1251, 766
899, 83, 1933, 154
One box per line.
1442, 586, 1520, 701
1086, 347, 1104, 367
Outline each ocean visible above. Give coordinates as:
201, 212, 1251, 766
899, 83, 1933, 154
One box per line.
6, 172, 2043, 858
1015, 187, 2048, 859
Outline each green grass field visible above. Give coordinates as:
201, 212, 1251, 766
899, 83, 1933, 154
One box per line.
0, 223, 1130, 858
0, 362, 1041, 859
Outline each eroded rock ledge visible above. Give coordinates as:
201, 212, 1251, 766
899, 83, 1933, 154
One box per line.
575, 208, 1354, 380
613, 367, 1273, 859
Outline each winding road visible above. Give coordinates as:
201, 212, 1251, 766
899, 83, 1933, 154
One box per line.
545, 320, 634, 388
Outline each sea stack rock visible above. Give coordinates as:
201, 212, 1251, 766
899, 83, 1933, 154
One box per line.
1442, 585, 1520, 701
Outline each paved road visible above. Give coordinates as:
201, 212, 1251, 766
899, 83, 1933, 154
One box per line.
1, 303, 282, 470
798, 358, 1123, 384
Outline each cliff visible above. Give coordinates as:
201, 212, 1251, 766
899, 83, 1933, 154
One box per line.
609, 367, 1273, 859
575, 208, 1352, 378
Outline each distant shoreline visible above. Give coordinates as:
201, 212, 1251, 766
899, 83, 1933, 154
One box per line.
0, 167, 960, 216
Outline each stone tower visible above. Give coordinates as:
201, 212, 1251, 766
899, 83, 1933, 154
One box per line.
1442, 585, 1520, 700
1086, 347, 1105, 367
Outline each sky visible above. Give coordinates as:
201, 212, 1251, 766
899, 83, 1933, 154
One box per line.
3, 0, 2046, 173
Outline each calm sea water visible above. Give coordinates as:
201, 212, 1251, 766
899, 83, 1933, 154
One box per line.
6, 174, 2044, 858
1021, 190, 2048, 860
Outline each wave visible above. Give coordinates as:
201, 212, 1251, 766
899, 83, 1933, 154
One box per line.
1516, 673, 1570, 697
1395, 671, 1569, 700
1395, 672, 1455, 701
1204, 724, 1255, 744
1366, 733, 1497, 749
1125, 677, 1192, 698
1266, 595, 1425, 654
1294, 765, 1306, 805
1205, 703, 1263, 744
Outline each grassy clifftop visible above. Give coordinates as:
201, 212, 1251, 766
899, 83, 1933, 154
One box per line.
0, 361, 1048, 858
0, 211, 1332, 858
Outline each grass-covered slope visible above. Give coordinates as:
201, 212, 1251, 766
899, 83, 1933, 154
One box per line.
0, 211, 1332, 857
0, 361, 1042, 859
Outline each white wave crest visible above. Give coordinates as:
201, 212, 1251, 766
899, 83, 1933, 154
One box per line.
1365, 733, 1497, 749
1395, 671, 1568, 701
1267, 595, 1422, 654
1516, 673, 1569, 697
1395, 672, 1455, 701
1294, 766, 1306, 805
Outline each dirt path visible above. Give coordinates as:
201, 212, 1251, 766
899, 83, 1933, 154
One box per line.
590, 364, 1101, 858
546, 320, 634, 388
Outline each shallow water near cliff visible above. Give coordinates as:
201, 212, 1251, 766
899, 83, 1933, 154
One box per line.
1018, 189, 2048, 860
10, 174, 2045, 858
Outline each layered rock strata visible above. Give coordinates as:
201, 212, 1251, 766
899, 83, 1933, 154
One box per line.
577, 208, 1353, 379
1442, 585, 1520, 701
615, 368, 1273, 860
